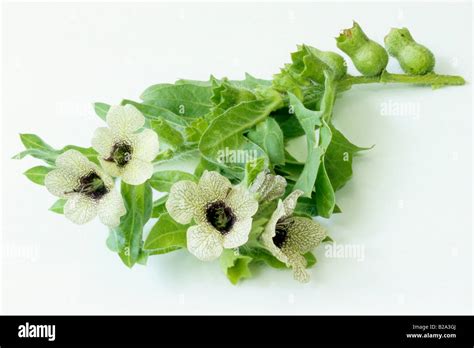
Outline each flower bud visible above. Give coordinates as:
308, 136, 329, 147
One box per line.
336, 21, 388, 76
250, 170, 287, 202
384, 27, 435, 75
304, 45, 347, 80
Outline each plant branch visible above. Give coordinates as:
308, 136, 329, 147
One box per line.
338, 71, 466, 90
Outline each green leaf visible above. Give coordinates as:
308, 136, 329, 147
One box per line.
275, 162, 303, 182
152, 145, 199, 166
49, 199, 66, 214
177, 73, 271, 91
114, 182, 153, 268
149, 170, 197, 192
13, 134, 58, 165
240, 246, 286, 269
314, 162, 336, 218
23, 166, 53, 185
228, 73, 272, 90
324, 123, 370, 191
59, 145, 100, 165
106, 228, 125, 252
184, 117, 208, 143
20, 133, 54, 152
294, 194, 342, 218
176, 76, 217, 86
93, 102, 110, 121
151, 195, 168, 218
288, 74, 336, 197
247, 117, 285, 166
288, 46, 327, 84
194, 157, 220, 177
199, 94, 282, 172
127, 182, 153, 225
241, 246, 316, 269
304, 251, 317, 268
252, 200, 278, 227
294, 196, 316, 217
273, 45, 330, 97
209, 80, 257, 119
137, 249, 149, 265
117, 210, 144, 267
143, 213, 189, 254
303, 45, 347, 80
243, 157, 265, 187
272, 108, 305, 139
121, 99, 188, 127
140, 84, 213, 118
14, 134, 100, 166
150, 118, 184, 149
287, 94, 324, 197
289, 123, 370, 217
220, 249, 253, 285
322, 235, 334, 243
272, 44, 345, 98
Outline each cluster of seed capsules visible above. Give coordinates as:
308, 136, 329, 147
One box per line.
330, 21, 436, 77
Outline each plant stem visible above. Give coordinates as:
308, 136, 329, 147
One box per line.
338, 71, 465, 90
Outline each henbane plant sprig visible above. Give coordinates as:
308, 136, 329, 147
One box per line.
15, 22, 465, 284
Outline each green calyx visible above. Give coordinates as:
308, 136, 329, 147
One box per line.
289, 46, 327, 84
336, 21, 388, 76
303, 45, 347, 80
273, 44, 347, 98
384, 27, 435, 75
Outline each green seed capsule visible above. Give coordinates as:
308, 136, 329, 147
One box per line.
304, 45, 347, 80
384, 27, 435, 75
336, 21, 388, 77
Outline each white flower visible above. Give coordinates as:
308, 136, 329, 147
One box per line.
92, 104, 159, 185
250, 170, 287, 202
261, 190, 326, 282
45, 150, 126, 227
166, 171, 259, 261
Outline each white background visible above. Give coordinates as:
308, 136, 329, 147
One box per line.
1, 1, 472, 314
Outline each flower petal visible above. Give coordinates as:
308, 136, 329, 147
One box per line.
63, 193, 97, 225
44, 168, 79, 198
132, 129, 160, 162
250, 170, 287, 202
288, 254, 310, 283
121, 158, 153, 185
197, 171, 232, 203
106, 104, 145, 135
99, 158, 123, 178
223, 218, 252, 248
282, 189, 304, 217
260, 200, 288, 263
97, 189, 126, 227
166, 180, 200, 224
225, 185, 258, 220
263, 175, 287, 202
56, 149, 95, 176
91, 127, 115, 156
283, 217, 327, 254
186, 224, 223, 261
95, 166, 115, 189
